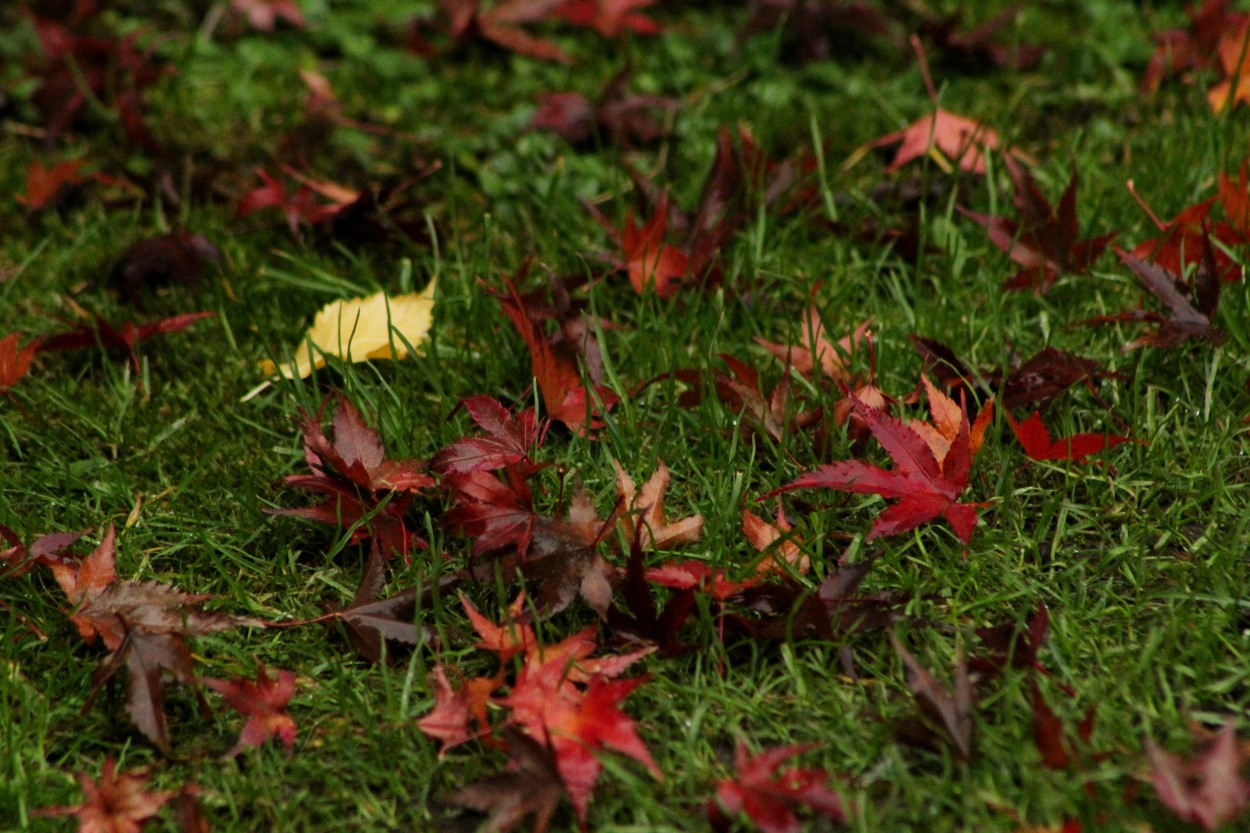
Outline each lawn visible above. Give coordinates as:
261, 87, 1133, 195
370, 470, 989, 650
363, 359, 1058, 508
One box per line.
2, 1, 1250, 832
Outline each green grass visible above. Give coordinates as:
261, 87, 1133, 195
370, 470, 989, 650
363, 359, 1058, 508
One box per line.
3, 1, 1250, 831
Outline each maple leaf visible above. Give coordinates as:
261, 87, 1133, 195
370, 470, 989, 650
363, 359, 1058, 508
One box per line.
1126, 179, 1244, 284
503, 663, 660, 822
418, 663, 504, 753
36, 758, 173, 833
268, 395, 434, 559
959, 157, 1116, 292
1004, 410, 1136, 463
443, 468, 540, 556
756, 311, 871, 382
1085, 244, 1226, 349
35, 525, 255, 753
1207, 16, 1250, 111
448, 726, 565, 833
16, 158, 86, 211
1147, 723, 1250, 830
907, 374, 993, 466
37, 310, 215, 377
892, 635, 974, 761
606, 528, 697, 656
1141, 0, 1243, 93
612, 458, 704, 551
532, 68, 678, 148
859, 109, 1004, 175
322, 543, 438, 661
235, 168, 352, 236
231, 0, 305, 31
1030, 681, 1098, 772
741, 503, 806, 576
0, 332, 40, 394
202, 663, 298, 757
670, 353, 823, 446
488, 269, 618, 434
431, 0, 571, 63
110, 232, 222, 307
709, 741, 846, 833
261, 281, 436, 379
433, 395, 547, 476
620, 192, 691, 298
766, 384, 981, 544
554, 0, 659, 37
26, 16, 173, 152
1001, 348, 1102, 413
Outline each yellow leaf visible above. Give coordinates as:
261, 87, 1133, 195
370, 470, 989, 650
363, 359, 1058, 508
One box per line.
261, 280, 436, 379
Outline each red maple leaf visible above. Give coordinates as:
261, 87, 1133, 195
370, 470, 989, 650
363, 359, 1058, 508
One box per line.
504, 665, 660, 823
36, 310, 215, 380
429, 0, 571, 63
432, 395, 547, 476
1141, 0, 1244, 93
16, 159, 86, 211
235, 167, 347, 235
1126, 179, 1244, 284
959, 157, 1116, 292
1004, 410, 1136, 463
709, 741, 845, 833
531, 68, 678, 149
488, 269, 618, 434
1147, 723, 1250, 831
863, 108, 1004, 175
26, 16, 173, 153
36, 758, 173, 833
766, 384, 981, 544
269, 395, 434, 559
0, 332, 40, 394
620, 192, 691, 298
201, 664, 298, 757
554, 0, 660, 37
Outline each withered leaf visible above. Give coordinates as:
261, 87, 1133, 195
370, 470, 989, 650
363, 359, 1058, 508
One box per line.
891, 635, 974, 761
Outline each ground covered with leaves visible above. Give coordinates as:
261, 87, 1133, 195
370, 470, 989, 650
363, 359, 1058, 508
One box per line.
2, 1, 1250, 831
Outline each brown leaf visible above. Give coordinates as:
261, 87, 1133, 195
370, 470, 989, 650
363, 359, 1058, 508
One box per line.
892, 635, 974, 761
37, 758, 174, 833
448, 727, 564, 833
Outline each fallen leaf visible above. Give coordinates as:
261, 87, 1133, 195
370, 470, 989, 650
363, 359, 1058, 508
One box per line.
202, 663, 298, 757
0, 332, 41, 393
710, 741, 846, 833
1147, 723, 1250, 831
756, 311, 871, 382
16, 158, 85, 210
959, 157, 1116, 292
907, 374, 993, 466
110, 231, 222, 306
268, 395, 435, 559
860, 109, 1004, 175
261, 281, 436, 379
488, 269, 617, 434
1004, 410, 1136, 463
766, 383, 981, 544
612, 458, 704, 550
36, 758, 173, 833
448, 727, 565, 833
1084, 243, 1226, 349
432, 395, 547, 476
554, 0, 660, 37
892, 635, 974, 761
37, 311, 215, 377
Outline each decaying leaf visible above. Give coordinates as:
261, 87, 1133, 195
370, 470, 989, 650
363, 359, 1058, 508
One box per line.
892, 635, 974, 761
36, 757, 174, 833
261, 281, 436, 379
